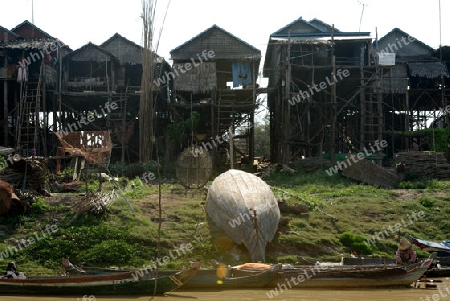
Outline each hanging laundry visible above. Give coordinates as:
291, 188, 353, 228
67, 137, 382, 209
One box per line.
17, 65, 28, 83
232, 62, 252, 88
44, 52, 52, 65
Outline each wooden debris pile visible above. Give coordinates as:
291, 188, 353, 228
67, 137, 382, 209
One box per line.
73, 192, 116, 215
393, 151, 450, 180
0, 158, 50, 195
0, 158, 51, 215
68, 191, 116, 224
341, 159, 399, 188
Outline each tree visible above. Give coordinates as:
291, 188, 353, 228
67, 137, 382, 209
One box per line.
253, 114, 270, 158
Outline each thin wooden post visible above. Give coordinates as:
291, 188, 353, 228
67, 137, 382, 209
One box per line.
360, 44, 366, 150
330, 25, 336, 163
249, 59, 256, 166
283, 31, 291, 164
229, 125, 234, 169
375, 28, 383, 165
3, 33, 8, 145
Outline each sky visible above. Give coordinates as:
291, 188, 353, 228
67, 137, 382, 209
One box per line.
2, 0, 449, 65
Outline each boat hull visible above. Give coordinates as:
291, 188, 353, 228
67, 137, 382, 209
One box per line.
157, 264, 282, 290
266, 256, 435, 289
0, 264, 201, 295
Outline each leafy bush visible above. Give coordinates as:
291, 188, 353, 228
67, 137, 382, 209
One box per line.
397, 181, 430, 189
404, 170, 421, 181
29, 199, 48, 215
81, 240, 136, 265
339, 232, 374, 255
419, 197, 434, 208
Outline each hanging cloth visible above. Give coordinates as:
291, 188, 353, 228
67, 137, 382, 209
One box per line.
232, 62, 252, 88
17, 66, 28, 83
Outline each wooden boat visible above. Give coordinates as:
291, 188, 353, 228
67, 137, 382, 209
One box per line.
180, 263, 281, 290
424, 266, 450, 277
0, 261, 201, 295
261, 253, 436, 289
406, 234, 450, 256
205, 169, 280, 262
81, 262, 282, 290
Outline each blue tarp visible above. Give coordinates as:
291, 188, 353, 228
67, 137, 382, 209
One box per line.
232, 62, 252, 87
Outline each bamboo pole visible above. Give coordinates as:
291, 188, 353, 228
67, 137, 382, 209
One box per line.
140, 0, 155, 163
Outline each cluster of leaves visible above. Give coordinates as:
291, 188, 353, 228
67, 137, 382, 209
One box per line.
19, 223, 154, 269
418, 197, 435, 208
167, 111, 200, 142
339, 231, 374, 255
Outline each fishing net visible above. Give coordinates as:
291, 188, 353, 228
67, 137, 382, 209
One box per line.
176, 147, 212, 188
55, 131, 112, 168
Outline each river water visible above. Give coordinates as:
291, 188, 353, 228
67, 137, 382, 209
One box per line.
1, 278, 449, 301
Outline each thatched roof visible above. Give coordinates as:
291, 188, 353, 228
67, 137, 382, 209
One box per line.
205, 169, 280, 262
0, 38, 61, 50
170, 24, 260, 60
101, 33, 164, 65
64, 42, 122, 63
407, 61, 449, 78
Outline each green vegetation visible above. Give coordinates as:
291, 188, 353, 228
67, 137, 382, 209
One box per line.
1, 162, 449, 276
388, 128, 450, 152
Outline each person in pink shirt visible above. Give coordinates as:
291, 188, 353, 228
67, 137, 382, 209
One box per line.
396, 238, 417, 265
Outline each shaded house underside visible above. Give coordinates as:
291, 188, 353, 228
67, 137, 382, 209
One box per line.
264, 19, 450, 163
170, 25, 263, 170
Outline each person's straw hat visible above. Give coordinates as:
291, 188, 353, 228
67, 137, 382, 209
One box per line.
399, 238, 412, 250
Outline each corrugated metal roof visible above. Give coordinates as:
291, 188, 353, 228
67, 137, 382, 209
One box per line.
11, 20, 54, 39
377, 28, 434, 54
0, 25, 20, 39
272, 17, 341, 36
407, 61, 449, 78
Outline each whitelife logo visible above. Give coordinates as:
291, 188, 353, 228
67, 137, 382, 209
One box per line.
153, 50, 215, 87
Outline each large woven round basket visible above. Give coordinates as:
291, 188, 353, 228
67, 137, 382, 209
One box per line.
176, 147, 212, 188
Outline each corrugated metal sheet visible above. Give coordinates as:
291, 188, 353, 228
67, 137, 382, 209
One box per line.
407, 61, 449, 78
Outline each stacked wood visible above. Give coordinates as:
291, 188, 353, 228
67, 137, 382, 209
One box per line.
0, 158, 50, 194
393, 151, 450, 180
341, 159, 399, 188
